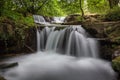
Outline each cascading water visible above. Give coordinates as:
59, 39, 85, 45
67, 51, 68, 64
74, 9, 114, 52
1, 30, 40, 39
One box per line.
33, 15, 50, 25
52, 17, 65, 23
1, 17, 116, 80
37, 25, 98, 58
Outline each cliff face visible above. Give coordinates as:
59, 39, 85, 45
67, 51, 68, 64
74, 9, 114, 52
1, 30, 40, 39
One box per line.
0, 18, 37, 55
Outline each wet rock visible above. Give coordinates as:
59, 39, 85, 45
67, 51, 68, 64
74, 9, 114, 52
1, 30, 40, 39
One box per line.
24, 27, 37, 53
0, 17, 36, 54
84, 14, 102, 22
112, 49, 120, 59
43, 16, 53, 22
0, 76, 6, 80
64, 14, 82, 23
112, 56, 120, 79
0, 62, 18, 69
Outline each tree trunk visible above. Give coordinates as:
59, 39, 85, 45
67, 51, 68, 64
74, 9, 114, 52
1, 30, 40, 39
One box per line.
0, 0, 5, 16
79, 0, 84, 20
108, 0, 119, 9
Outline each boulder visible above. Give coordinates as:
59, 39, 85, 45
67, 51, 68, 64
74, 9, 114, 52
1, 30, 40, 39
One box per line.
0, 76, 6, 80
112, 46, 120, 59
64, 14, 82, 23
112, 57, 120, 79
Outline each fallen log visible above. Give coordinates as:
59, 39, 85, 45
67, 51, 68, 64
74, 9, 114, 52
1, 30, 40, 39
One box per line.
0, 62, 18, 69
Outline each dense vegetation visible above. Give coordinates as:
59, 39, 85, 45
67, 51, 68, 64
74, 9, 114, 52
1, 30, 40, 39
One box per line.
0, 0, 120, 22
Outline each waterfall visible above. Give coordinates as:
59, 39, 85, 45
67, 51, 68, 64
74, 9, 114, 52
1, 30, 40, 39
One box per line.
36, 27, 55, 51
36, 29, 40, 51
36, 25, 98, 58
2, 16, 116, 80
52, 17, 65, 23
33, 15, 50, 25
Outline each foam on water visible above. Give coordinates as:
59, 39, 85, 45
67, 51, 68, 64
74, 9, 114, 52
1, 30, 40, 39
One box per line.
3, 52, 116, 80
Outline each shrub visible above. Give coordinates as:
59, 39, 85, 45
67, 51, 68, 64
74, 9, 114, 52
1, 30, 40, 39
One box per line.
2, 10, 34, 27
112, 56, 120, 72
23, 16, 34, 27
105, 7, 120, 21
3, 10, 23, 21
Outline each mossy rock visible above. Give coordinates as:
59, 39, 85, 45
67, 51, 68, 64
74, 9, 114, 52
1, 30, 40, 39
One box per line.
0, 76, 6, 80
112, 56, 120, 72
64, 14, 82, 23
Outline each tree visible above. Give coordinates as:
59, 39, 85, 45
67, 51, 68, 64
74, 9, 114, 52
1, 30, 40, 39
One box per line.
13, 0, 49, 15
58, 0, 83, 15
79, 0, 84, 19
108, 0, 119, 9
88, 0, 109, 13
0, 0, 5, 16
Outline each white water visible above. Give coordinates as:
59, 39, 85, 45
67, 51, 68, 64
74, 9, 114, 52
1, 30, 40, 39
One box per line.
37, 25, 98, 57
36, 29, 40, 51
1, 16, 116, 80
33, 15, 50, 25
52, 17, 65, 23
3, 52, 115, 80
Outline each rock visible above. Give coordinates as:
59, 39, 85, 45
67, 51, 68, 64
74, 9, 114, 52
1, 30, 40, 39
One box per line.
0, 62, 18, 69
0, 17, 36, 54
112, 57, 120, 79
43, 16, 53, 22
64, 14, 82, 23
0, 76, 6, 80
84, 14, 102, 22
112, 46, 120, 59
24, 27, 37, 53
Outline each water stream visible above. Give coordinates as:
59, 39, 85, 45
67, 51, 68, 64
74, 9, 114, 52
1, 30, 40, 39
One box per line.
0, 16, 116, 80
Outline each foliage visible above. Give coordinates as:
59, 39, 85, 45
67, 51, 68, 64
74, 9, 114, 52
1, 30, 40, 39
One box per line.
3, 10, 23, 21
11, 0, 49, 14
104, 7, 120, 21
1, 10, 34, 27
87, 0, 109, 13
0, 0, 5, 16
108, 0, 119, 9
1, 0, 119, 17
112, 56, 120, 72
39, 0, 65, 16
58, 0, 84, 15
23, 16, 35, 26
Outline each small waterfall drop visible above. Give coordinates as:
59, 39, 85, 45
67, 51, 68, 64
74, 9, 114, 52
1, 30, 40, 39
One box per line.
52, 17, 65, 23
33, 15, 50, 25
36, 29, 40, 51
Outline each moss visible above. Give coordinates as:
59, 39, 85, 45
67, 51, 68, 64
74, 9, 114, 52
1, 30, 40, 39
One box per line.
112, 57, 120, 72
0, 15, 36, 53
105, 23, 120, 43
